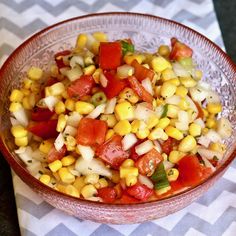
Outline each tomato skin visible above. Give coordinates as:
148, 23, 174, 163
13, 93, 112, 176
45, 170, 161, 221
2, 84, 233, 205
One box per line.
130, 139, 144, 161
131, 60, 155, 81
119, 194, 139, 204
161, 137, 174, 155
28, 120, 58, 139
76, 118, 107, 146
126, 183, 154, 201
169, 38, 193, 61
128, 76, 153, 103
102, 71, 127, 99
47, 145, 67, 163
31, 107, 55, 121
67, 75, 95, 99
54, 50, 71, 69
135, 148, 163, 176
99, 42, 122, 70
97, 187, 117, 203
96, 135, 129, 168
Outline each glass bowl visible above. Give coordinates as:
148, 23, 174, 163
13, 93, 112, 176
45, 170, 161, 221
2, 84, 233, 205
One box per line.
0, 12, 235, 224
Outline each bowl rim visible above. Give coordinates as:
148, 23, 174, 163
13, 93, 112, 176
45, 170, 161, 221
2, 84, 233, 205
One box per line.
0, 12, 236, 208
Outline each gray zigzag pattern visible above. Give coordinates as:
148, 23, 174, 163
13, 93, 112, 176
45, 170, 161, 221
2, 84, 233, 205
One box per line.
0, 43, 14, 55
20, 227, 37, 236
45, 223, 78, 236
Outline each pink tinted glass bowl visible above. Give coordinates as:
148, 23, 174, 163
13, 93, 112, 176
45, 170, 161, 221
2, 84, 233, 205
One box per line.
0, 12, 236, 224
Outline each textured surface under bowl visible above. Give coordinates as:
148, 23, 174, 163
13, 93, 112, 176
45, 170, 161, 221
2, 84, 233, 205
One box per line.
0, 12, 236, 224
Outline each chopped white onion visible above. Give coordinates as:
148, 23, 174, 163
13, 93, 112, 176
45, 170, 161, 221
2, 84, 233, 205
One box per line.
122, 133, 138, 151
201, 156, 216, 172
173, 62, 190, 77
15, 146, 27, 154
185, 95, 198, 121
141, 78, 153, 95
31, 149, 47, 162
163, 160, 175, 170
189, 87, 207, 102
206, 91, 221, 103
54, 133, 65, 151
217, 117, 232, 138
87, 104, 106, 119
86, 34, 97, 49
197, 147, 223, 160
43, 96, 59, 111
165, 95, 181, 105
153, 140, 162, 153
65, 67, 83, 81
16, 146, 33, 165
138, 175, 154, 189
117, 64, 134, 78
104, 97, 117, 114
175, 122, 189, 131
70, 55, 84, 68
86, 197, 103, 202
63, 125, 77, 137
205, 129, 222, 143
197, 135, 211, 148
13, 107, 28, 127
135, 140, 153, 156
77, 144, 94, 161
100, 73, 108, 88
175, 110, 189, 131
194, 118, 205, 128
66, 112, 82, 127
198, 81, 211, 90
134, 104, 154, 122
10, 117, 21, 126
27, 161, 43, 177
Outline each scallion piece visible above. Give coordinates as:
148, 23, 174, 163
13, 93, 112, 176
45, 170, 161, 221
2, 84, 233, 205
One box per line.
161, 104, 168, 118
121, 40, 135, 55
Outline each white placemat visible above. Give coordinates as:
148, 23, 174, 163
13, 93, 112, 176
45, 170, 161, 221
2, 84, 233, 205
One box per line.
1, 0, 235, 235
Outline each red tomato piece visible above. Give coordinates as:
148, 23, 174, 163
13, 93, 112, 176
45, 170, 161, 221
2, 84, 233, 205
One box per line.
31, 107, 55, 122
128, 76, 153, 103
126, 183, 154, 201
67, 75, 95, 99
131, 60, 155, 81
193, 101, 204, 119
119, 194, 139, 204
97, 187, 117, 203
47, 145, 67, 163
178, 155, 202, 187
76, 118, 107, 146
169, 38, 193, 61
96, 135, 129, 168
28, 120, 58, 139
99, 42, 122, 69
135, 148, 163, 176
170, 180, 184, 193
102, 71, 127, 99
45, 77, 58, 86
161, 137, 174, 155
54, 50, 71, 69
130, 139, 143, 161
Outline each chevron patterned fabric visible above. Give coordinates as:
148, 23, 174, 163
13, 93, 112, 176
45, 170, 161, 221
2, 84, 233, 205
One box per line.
1, 0, 235, 235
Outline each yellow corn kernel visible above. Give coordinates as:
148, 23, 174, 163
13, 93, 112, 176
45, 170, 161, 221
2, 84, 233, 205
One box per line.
167, 104, 179, 118
65, 99, 75, 111
49, 82, 65, 96
11, 125, 28, 138
114, 120, 131, 136
146, 116, 159, 129
64, 135, 76, 147
152, 99, 157, 108
76, 34, 87, 48
179, 77, 197, 88
158, 45, 170, 57
206, 103, 222, 114
206, 118, 217, 129
148, 127, 165, 140
168, 150, 184, 163
178, 135, 197, 152
124, 53, 145, 65
56, 184, 66, 193
156, 117, 170, 129
15, 136, 28, 147
83, 65, 96, 75
168, 78, 180, 86
84, 56, 94, 66
189, 123, 202, 137
209, 142, 226, 153
61, 155, 76, 167
58, 167, 75, 184
39, 140, 53, 154
161, 132, 169, 141
136, 127, 150, 139
75, 101, 94, 115
22, 96, 31, 110
166, 168, 179, 182
100, 114, 117, 128
50, 64, 59, 77
93, 68, 102, 83
179, 98, 189, 110
91, 41, 100, 55
30, 82, 40, 93
154, 86, 162, 97
125, 175, 137, 187
110, 170, 120, 184
115, 101, 134, 121
195, 70, 203, 80
161, 82, 177, 98
151, 56, 172, 73
27, 66, 43, 80
93, 32, 108, 42
161, 68, 176, 82
84, 173, 99, 184
10, 89, 24, 102
94, 178, 108, 189
48, 160, 62, 172
105, 129, 115, 140
131, 120, 141, 133
202, 127, 209, 135
21, 88, 31, 96
65, 185, 80, 198
56, 114, 67, 132
81, 184, 98, 199
119, 88, 139, 104
175, 86, 188, 98
61, 90, 69, 99
120, 166, 138, 178
73, 176, 86, 192
44, 86, 51, 97
23, 79, 33, 89
155, 186, 171, 195
55, 101, 66, 114
121, 159, 134, 168
165, 126, 183, 140
9, 102, 22, 112
39, 174, 51, 185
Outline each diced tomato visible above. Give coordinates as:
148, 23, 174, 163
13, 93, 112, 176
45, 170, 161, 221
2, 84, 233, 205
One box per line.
31, 107, 55, 121
96, 135, 129, 168
161, 137, 174, 155
67, 75, 95, 99
130, 139, 144, 161
135, 148, 163, 176
102, 71, 127, 99
45, 77, 58, 86
119, 194, 139, 204
193, 101, 204, 119
28, 120, 58, 139
131, 60, 155, 81
178, 155, 203, 187
97, 187, 117, 203
126, 183, 154, 201
76, 118, 107, 146
47, 145, 67, 163
54, 50, 71, 69
201, 166, 213, 178
128, 76, 153, 103
99, 42, 122, 69
169, 38, 193, 61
